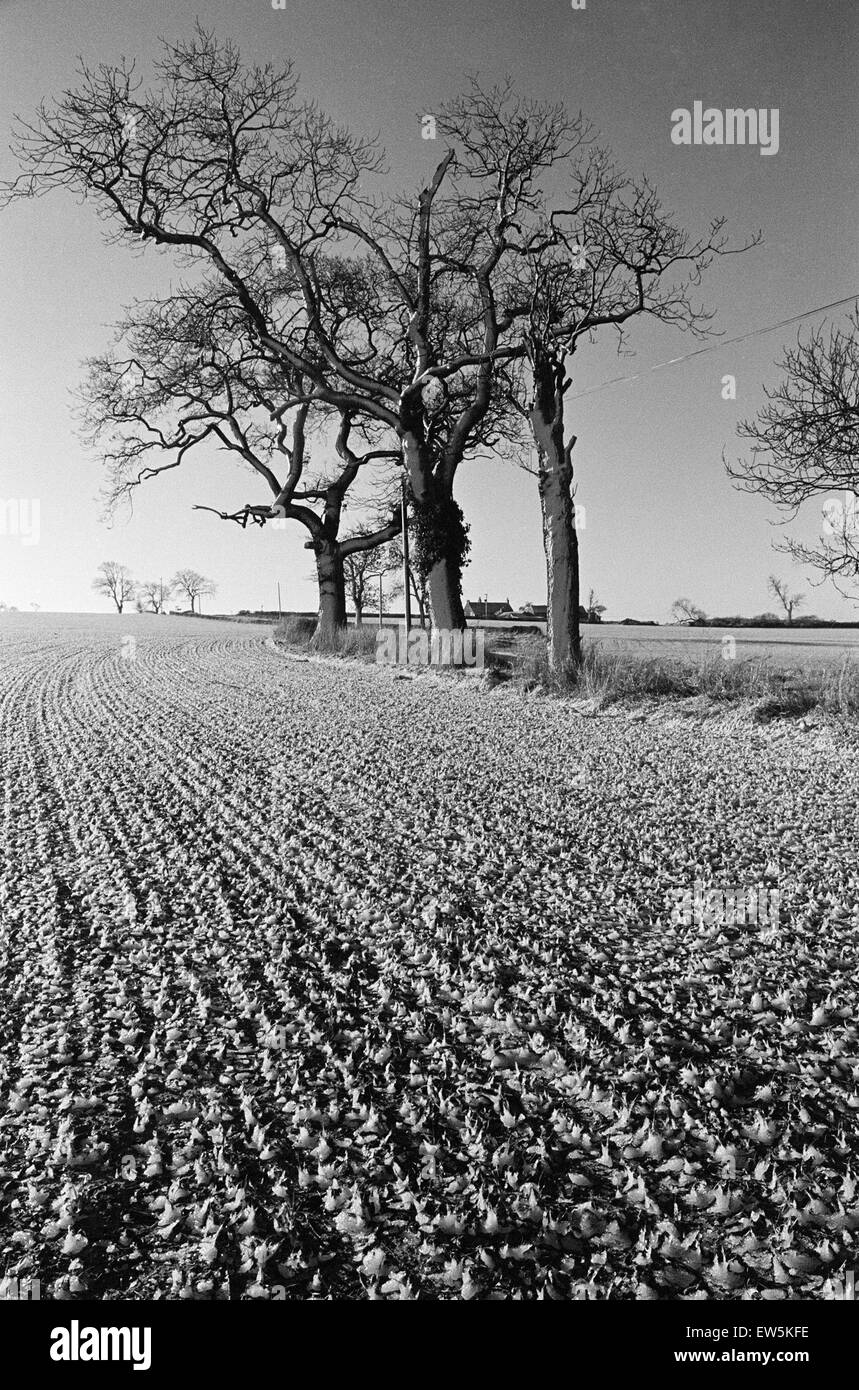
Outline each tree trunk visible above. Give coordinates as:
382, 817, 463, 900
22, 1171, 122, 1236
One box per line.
538, 458, 580, 672
427, 555, 466, 631
401, 423, 466, 632
354, 600, 363, 628
529, 351, 581, 673
315, 542, 347, 634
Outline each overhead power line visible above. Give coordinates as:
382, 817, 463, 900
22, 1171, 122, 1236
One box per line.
567, 293, 858, 401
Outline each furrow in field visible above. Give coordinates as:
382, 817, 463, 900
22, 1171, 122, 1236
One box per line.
2, 617, 858, 1301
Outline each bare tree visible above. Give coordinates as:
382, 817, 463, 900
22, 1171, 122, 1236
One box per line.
390, 535, 431, 629
671, 597, 706, 624
3, 32, 755, 653
79, 277, 403, 634
782, 506, 859, 602
432, 82, 757, 671
343, 533, 400, 626
92, 560, 136, 613
2, 28, 523, 632
173, 569, 216, 614
137, 578, 173, 613
584, 588, 606, 622
768, 574, 804, 625
728, 307, 859, 596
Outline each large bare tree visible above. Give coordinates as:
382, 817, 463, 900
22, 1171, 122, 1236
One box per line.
3, 28, 524, 632
433, 83, 758, 669
4, 31, 754, 655
80, 275, 403, 633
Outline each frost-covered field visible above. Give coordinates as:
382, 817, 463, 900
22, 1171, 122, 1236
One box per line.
1, 614, 858, 1300
588, 623, 859, 666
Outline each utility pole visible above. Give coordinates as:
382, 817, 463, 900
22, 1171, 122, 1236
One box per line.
378, 572, 383, 628
277, 581, 282, 621
401, 474, 412, 650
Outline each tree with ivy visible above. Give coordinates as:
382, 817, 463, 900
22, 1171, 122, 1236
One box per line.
433, 82, 757, 670
3, 26, 523, 632
4, 30, 753, 655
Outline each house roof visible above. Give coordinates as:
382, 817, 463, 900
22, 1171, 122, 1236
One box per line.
465, 599, 513, 617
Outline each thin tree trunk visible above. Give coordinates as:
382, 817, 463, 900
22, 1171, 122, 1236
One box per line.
411, 572, 428, 629
529, 349, 581, 673
315, 542, 347, 634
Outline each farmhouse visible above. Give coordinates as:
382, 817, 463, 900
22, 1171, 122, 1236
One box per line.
464, 598, 514, 619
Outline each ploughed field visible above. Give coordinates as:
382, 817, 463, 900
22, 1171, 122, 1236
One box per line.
1, 614, 858, 1300
587, 623, 859, 666
471, 619, 859, 667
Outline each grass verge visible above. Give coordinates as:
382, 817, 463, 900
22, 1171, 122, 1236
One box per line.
275, 615, 378, 659
274, 621, 859, 717
487, 635, 859, 717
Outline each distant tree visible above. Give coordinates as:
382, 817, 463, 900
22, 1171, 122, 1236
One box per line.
671, 597, 706, 624
343, 536, 400, 626
768, 574, 804, 625
173, 569, 216, 614
389, 534, 431, 628
584, 588, 606, 623
408, 563, 431, 630
138, 578, 173, 614
93, 560, 136, 613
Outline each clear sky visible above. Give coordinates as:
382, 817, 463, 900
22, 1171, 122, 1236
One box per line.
1, 0, 857, 619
